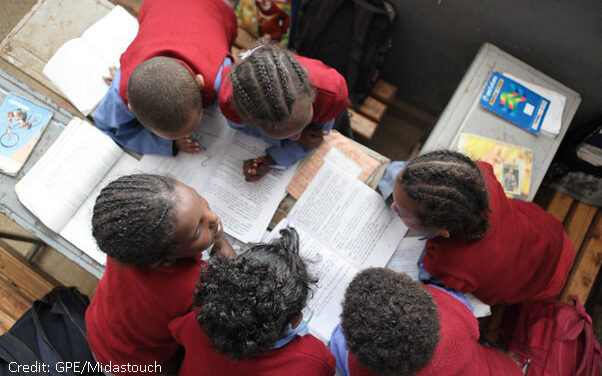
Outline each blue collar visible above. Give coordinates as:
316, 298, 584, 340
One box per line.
273, 310, 313, 349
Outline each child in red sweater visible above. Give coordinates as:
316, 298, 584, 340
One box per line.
218, 44, 348, 180
85, 174, 234, 375
390, 150, 574, 305
93, 0, 237, 155
169, 227, 336, 376
330, 268, 523, 376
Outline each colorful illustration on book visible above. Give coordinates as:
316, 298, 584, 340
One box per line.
480, 71, 550, 135
233, 0, 291, 46
0, 94, 52, 156
499, 87, 526, 115
458, 133, 533, 199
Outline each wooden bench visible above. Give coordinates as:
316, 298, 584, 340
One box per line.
0, 242, 57, 334
231, 27, 397, 140
482, 189, 601, 342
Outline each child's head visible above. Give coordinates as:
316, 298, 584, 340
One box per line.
92, 174, 222, 268
392, 150, 491, 239
194, 227, 317, 359
127, 57, 203, 140
341, 268, 440, 376
230, 45, 316, 140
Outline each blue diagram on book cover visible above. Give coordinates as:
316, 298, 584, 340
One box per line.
480, 72, 550, 135
0, 94, 53, 155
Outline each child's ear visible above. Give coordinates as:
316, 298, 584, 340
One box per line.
195, 74, 205, 89
436, 228, 450, 238
290, 312, 303, 328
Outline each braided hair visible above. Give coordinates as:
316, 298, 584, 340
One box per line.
92, 174, 179, 268
230, 44, 315, 133
194, 227, 317, 359
398, 150, 491, 239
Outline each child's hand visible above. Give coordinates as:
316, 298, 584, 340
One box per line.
103, 66, 118, 85
210, 238, 236, 259
243, 156, 273, 181
298, 128, 328, 150
175, 136, 201, 153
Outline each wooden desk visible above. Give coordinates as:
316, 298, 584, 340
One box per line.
0, 70, 104, 278
422, 43, 581, 201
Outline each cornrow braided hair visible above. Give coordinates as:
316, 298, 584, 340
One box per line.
92, 174, 179, 268
230, 44, 315, 132
399, 150, 491, 239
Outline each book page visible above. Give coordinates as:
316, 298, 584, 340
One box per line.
81, 5, 139, 68
270, 219, 356, 341
15, 118, 123, 233
385, 236, 425, 280
60, 153, 140, 265
138, 109, 236, 192
288, 162, 406, 269
43, 39, 111, 115
202, 131, 296, 243
287, 131, 380, 199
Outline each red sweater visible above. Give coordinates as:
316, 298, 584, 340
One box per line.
348, 286, 523, 376
219, 55, 348, 125
423, 162, 575, 305
119, 0, 237, 107
85, 256, 204, 375
169, 311, 336, 376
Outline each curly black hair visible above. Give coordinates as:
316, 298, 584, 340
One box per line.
230, 44, 315, 132
194, 227, 317, 359
341, 268, 440, 376
127, 56, 201, 133
92, 174, 179, 268
398, 150, 491, 239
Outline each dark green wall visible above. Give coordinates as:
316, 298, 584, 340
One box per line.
381, 0, 602, 126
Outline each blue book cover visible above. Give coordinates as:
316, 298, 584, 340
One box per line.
480, 71, 550, 134
0, 93, 53, 175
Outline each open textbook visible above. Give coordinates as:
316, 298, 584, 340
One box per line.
16, 110, 296, 265
43, 6, 138, 115
386, 236, 491, 318
269, 162, 408, 341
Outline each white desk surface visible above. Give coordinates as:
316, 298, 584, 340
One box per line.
422, 43, 581, 201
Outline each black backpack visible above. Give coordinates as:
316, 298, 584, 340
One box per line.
0, 287, 101, 376
292, 0, 397, 106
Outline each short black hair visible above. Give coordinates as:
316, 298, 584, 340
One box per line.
194, 227, 317, 359
341, 268, 440, 376
92, 174, 179, 268
127, 57, 201, 133
230, 44, 315, 132
399, 150, 491, 239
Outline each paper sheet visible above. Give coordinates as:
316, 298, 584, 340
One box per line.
288, 162, 406, 269
287, 131, 380, 199
504, 73, 566, 135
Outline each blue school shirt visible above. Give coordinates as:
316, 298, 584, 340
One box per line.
225, 118, 335, 168
93, 58, 231, 155
328, 285, 473, 376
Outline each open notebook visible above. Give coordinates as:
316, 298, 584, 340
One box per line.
43, 6, 138, 115
269, 162, 408, 341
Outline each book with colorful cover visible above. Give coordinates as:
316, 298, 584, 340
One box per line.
0, 93, 53, 176
480, 71, 550, 135
458, 133, 533, 200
